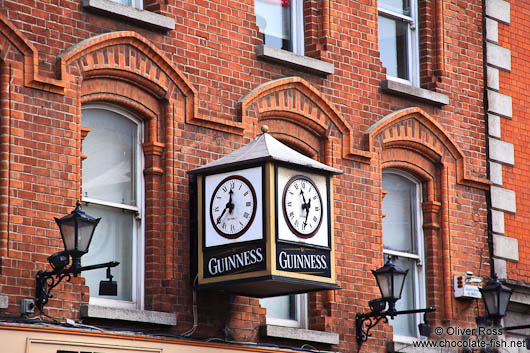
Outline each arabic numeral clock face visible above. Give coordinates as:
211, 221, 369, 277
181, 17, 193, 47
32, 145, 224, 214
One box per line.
283, 175, 323, 238
210, 175, 257, 239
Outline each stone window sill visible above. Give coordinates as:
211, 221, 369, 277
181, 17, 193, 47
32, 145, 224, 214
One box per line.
256, 45, 334, 76
260, 324, 339, 345
80, 304, 176, 326
381, 79, 449, 106
82, 0, 175, 31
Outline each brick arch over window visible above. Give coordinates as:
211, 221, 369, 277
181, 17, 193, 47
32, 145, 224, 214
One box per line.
58, 31, 198, 312
238, 76, 371, 164
369, 107, 490, 325
366, 107, 489, 190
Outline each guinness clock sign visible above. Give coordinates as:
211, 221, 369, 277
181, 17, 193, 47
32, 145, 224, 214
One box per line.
189, 126, 341, 297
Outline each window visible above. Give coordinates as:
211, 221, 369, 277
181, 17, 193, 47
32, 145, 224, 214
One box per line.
254, 0, 304, 54
81, 106, 144, 309
111, 0, 143, 9
260, 294, 308, 328
378, 0, 419, 85
382, 170, 425, 338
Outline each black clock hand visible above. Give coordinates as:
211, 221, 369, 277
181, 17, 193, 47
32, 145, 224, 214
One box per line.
228, 188, 234, 214
303, 198, 311, 227
216, 207, 228, 224
217, 189, 234, 224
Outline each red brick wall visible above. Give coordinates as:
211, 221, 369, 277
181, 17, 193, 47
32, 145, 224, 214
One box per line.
497, 1, 530, 282
0, 0, 489, 351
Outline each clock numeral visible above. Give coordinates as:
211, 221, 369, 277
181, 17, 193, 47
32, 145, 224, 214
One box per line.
289, 212, 294, 219
214, 206, 219, 212
243, 212, 250, 219
313, 195, 317, 200
230, 181, 235, 189
313, 216, 318, 222
294, 184, 299, 190
315, 206, 320, 212
294, 220, 299, 227
246, 201, 252, 207
222, 223, 227, 230
230, 224, 235, 232
301, 182, 305, 189
222, 186, 227, 192
239, 184, 242, 190
287, 201, 292, 207
243, 191, 249, 197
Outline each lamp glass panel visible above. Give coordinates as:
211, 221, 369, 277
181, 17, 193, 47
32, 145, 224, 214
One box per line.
393, 269, 407, 300
59, 222, 76, 252
483, 289, 498, 316
374, 270, 393, 299
82, 203, 134, 301
499, 288, 512, 316
77, 220, 97, 254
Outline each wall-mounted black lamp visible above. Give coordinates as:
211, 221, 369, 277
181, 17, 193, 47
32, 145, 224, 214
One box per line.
355, 256, 435, 352
35, 201, 119, 312
477, 275, 512, 327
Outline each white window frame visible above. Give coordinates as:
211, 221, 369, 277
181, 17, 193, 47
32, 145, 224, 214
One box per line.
378, 0, 420, 86
81, 104, 145, 311
261, 293, 308, 328
291, 0, 304, 55
382, 169, 426, 339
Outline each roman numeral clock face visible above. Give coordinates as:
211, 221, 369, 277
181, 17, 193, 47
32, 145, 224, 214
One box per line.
282, 175, 323, 238
210, 175, 257, 239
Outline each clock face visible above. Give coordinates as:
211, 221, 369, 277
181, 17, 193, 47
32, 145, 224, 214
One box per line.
282, 175, 323, 238
210, 175, 257, 239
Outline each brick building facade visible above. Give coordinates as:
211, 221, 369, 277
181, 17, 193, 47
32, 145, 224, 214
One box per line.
0, 0, 495, 352
485, 0, 530, 347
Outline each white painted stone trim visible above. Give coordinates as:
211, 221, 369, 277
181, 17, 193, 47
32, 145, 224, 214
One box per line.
488, 90, 513, 118
82, 0, 175, 31
487, 67, 499, 91
490, 185, 516, 214
486, 18, 499, 43
493, 234, 519, 262
488, 114, 501, 138
486, 42, 511, 71
489, 161, 503, 185
491, 209, 505, 234
260, 324, 339, 345
489, 137, 514, 166
80, 305, 176, 325
486, 0, 510, 24
256, 45, 335, 76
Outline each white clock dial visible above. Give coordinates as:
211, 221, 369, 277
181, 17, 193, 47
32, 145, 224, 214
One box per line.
210, 175, 257, 239
282, 175, 323, 238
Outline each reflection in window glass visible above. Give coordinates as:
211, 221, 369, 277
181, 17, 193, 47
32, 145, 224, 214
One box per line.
378, 15, 409, 80
379, 0, 411, 16
255, 0, 292, 51
382, 171, 424, 338
82, 203, 134, 301
82, 109, 137, 206
260, 295, 296, 321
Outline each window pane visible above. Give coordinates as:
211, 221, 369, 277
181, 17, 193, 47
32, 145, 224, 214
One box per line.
378, 15, 409, 80
388, 256, 417, 337
382, 173, 416, 253
260, 295, 296, 321
379, 0, 411, 16
82, 109, 138, 206
255, 0, 292, 50
82, 203, 134, 302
